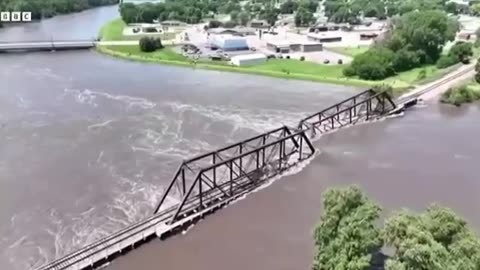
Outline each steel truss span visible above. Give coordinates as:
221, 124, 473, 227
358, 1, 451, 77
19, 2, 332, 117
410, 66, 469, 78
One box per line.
35, 89, 397, 270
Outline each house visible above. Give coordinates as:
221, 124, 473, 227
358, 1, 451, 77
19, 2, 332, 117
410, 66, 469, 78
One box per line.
230, 53, 267, 66
210, 35, 249, 51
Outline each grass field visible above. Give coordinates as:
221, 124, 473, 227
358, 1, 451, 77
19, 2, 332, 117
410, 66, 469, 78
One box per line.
328, 46, 370, 57
103, 45, 189, 61
99, 18, 177, 41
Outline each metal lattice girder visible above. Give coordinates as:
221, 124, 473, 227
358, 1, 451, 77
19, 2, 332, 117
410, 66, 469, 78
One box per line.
298, 89, 396, 137
166, 128, 314, 223
154, 126, 301, 214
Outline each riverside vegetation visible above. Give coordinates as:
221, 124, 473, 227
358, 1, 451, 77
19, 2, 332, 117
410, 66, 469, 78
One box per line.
313, 186, 480, 270
440, 59, 480, 106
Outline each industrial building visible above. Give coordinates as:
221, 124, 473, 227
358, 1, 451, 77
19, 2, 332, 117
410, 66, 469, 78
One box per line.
266, 40, 323, 53
210, 34, 249, 51
307, 33, 342, 43
230, 53, 267, 66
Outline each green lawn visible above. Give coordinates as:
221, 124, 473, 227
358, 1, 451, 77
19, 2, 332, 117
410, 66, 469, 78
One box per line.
102, 45, 188, 61
328, 46, 370, 57
99, 18, 125, 41
99, 18, 177, 41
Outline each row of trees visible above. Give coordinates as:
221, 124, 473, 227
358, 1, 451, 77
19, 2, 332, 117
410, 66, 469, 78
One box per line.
0, 0, 118, 23
344, 10, 463, 80
323, 0, 480, 24
313, 186, 480, 270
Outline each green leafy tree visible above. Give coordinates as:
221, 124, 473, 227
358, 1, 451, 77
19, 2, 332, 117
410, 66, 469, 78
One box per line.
312, 186, 382, 270
394, 10, 458, 64
230, 10, 239, 22
349, 47, 396, 80
238, 11, 250, 26
449, 41, 473, 63
139, 37, 162, 52
295, 7, 314, 27
280, 0, 298, 14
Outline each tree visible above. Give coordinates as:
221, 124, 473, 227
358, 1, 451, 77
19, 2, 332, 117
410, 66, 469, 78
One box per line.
312, 186, 480, 270
445, 2, 458, 14
295, 7, 314, 27
384, 205, 480, 270
312, 186, 382, 270
280, 0, 298, 14
449, 41, 473, 63
239, 11, 250, 26
472, 3, 480, 15
261, 6, 280, 26
392, 49, 420, 71
139, 37, 162, 52
230, 10, 239, 22
349, 47, 396, 80
394, 10, 458, 63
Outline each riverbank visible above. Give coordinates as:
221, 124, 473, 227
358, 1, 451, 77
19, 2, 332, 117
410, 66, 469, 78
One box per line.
99, 44, 463, 93
97, 19, 464, 94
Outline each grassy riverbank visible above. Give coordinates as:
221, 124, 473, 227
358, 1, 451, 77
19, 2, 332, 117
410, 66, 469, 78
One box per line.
98, 44, 463, 93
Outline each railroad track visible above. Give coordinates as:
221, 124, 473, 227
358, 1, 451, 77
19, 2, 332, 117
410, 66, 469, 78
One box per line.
398, 64, 475, 104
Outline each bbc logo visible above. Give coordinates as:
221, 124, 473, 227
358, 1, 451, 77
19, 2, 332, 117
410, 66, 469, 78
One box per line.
1, 12, 31, 22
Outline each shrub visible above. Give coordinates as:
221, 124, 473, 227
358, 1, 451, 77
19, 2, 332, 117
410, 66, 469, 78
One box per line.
139, 37, 163, 52
436, 55, 459, 69
392, 49, 420, 72
300, 56, 305, 61
343, 66, 356, 77
286, 55, 290, 59
349, 48, 395, 80
449, 41, 473, 63
441, 85, 480, 106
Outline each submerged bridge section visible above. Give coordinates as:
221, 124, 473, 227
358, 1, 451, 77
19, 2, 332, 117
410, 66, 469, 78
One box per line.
35, 89, 397, 270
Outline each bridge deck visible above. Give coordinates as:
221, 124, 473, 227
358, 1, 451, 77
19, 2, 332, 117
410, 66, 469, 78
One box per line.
0, 40, 97, 52
35, 89, 398, 270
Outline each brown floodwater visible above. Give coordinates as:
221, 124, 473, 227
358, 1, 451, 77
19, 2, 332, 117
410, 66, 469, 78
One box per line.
108, 102, 480, 270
